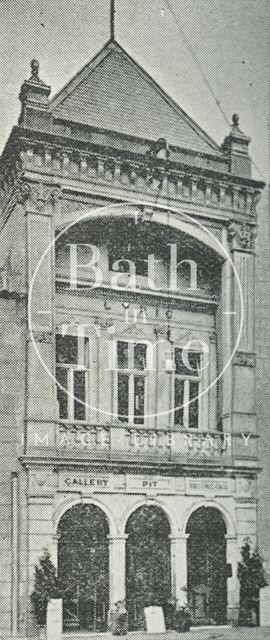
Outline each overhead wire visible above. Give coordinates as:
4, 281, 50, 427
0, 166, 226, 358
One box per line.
162, 0, 266, 182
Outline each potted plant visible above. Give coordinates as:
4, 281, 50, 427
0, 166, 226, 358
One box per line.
30, 548, 61, 637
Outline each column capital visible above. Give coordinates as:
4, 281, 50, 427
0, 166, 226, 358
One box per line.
169, 533, 190, 541
227, 220, 256, 252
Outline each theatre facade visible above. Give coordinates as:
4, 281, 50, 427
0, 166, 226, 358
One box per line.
0, 37, 265, 635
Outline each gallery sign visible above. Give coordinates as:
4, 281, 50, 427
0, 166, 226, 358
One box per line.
58, 473, 117, 492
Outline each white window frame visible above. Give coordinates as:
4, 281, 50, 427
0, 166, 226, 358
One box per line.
173, 347, 202, 430
56, 335, 88, 422
116, 339, 149, 425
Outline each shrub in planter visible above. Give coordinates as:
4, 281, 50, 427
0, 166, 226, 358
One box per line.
164, 596, 177, 630
110, 600, 128, 636
174, 605, 191, 632
237, 542, 268, 627
31, 549, 60, 631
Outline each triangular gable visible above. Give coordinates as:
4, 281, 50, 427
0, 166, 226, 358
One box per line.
50, 40, 222, 156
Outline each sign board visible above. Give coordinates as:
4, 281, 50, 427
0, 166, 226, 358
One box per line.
144, 606, 166, 633
46, 599, 62, 640
185, 477, 232, 496
58, 473, 117, 492
126, 475, 175, 494
260, 586, 270, 626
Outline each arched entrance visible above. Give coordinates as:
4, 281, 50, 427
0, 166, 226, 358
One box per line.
186, 506, 227, 625
125, 505, 171, 630
57, 503, 109, 631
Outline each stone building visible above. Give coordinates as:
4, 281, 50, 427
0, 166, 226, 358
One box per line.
0, 27, 266, 636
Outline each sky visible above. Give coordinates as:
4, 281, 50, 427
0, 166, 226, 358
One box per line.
0, 0, 268, 182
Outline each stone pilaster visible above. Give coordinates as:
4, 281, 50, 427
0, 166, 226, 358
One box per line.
170, 534, 189, 605
24, 183, 59, 450
228, 221, 257, 460
108, 535, 128, 606
226, 535, 239, 623
218, 229, 234, 433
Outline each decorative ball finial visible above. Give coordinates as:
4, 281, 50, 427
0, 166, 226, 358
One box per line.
232, 113, 239, 127
30, 59, 39, 79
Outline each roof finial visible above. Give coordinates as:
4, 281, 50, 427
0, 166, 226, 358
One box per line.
110, 0, 115, 40
30, 59, 40, 80
232, 113, 239, 127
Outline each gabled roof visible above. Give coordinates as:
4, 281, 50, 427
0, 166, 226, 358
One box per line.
50, 39, 222, 157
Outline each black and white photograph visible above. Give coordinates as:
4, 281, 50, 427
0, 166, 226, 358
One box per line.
0, 1, 269, 638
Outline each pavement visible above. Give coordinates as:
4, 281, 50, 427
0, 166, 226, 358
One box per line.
135, 631, 270, 640
3, 630, 270, 640
62, 629, 270, 640
129, 631, 270, 640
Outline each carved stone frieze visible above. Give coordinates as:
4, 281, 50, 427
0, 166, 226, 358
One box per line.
30, 182, 62, 210
234, 351, 256, 367
153, 324, 168, 338
228, 221, 257, 251
16, 179, 31, 204
29, 330, 53, 344
60, 199, 92, 215
209, 331, 217, 344
50, 186, 62, 206
28, 470, 54, 496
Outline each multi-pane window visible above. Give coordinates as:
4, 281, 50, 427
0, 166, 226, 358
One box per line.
117, 341, 147, 424
174, 348, 201, 429
56, 335, 88, 421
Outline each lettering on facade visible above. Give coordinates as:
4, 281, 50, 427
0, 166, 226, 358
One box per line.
57, 472, 236, 496
126, 475, 175, 494
185, 477, 233, 496
58, 474, 115, 492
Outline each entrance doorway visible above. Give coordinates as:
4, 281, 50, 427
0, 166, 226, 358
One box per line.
57, 503, 109, 631
186, 506, 227, 625
125, 505, 171, 630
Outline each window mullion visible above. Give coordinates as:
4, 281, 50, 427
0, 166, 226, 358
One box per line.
68, 368, 74, 419
129, 374, 134, 425
184, 379, 189, 429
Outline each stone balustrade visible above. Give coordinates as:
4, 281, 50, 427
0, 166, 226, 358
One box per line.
0, 142, 262, 220
53, 421, 233, 465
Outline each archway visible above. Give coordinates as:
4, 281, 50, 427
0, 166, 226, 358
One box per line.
57, 503, 109, 631
186, 506, 227, 625
125, 505, 171, 630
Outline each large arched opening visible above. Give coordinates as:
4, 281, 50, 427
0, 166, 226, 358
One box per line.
186, 506, 227, 625
57, 503, 109, 631
125, 504, 171, 630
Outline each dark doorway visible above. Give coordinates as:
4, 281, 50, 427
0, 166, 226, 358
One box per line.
125, 505, 171, 630
186, 506, 227, 625
57, 503, 109, 631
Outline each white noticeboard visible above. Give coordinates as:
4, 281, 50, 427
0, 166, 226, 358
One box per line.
260, 586, 270, 626
46, 598, 62, 640
144, 606, 166, 633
